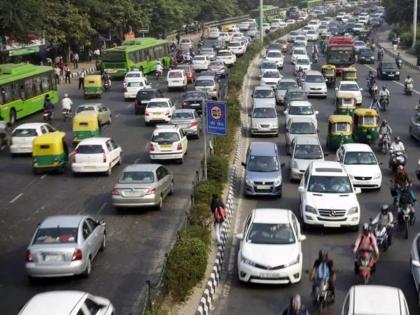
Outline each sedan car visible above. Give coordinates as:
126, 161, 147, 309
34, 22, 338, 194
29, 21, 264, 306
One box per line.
208, 60, 227, 77
25, 215, 106, 278
290, 135, 324, 181
192, 55, 210, 71
112, 164, 174, 209
252, 85, 276, 107
275, 79, 299, 105
250, 104, 279, 136
237, 208, 305, 284
302, 70, 327, 98
123, 77, 151, 101
284, 88, 307, 108
358, 48, 375, 64
170, 108, 201, 139
180, 90, 208, 115
260, 60, 278, 77
76, 104, 112, 126
409, 112, 420, 142
284, 100, 319, 128
10, 123, 55, 155
287, 31, 300, 42
377, 61, 400, 80
291, 48, 308, 64
144, 98, 175, 125
265, 50, 284, 69
294, 57, 311, 73
261, 69, 282, 86
216, 49, 237, 67
285, 116, 318, 154
353, 40, 367, 53
200, 47, 217, 61
134, 88, 163, 115
335, 81, 363, 106
19, 291, 115, 315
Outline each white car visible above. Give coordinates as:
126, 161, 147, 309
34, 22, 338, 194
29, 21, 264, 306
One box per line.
149, 124, 188, 163
180, 38, 193, 50
265, 49, 284, 69
228, 40, 247, 56
295, 35, 308, 46
306, 30, 319, 41
216, 50, 237, 66
284, 100, 319, 128
167, 69, 187, 91
71, 137, 122, 175
336, 81, 363, 106
302, 26, 313, 35
308, 19, 320, 30
10, 123, 55, 155
336, 143, 382, 190
299, 161, 361, 229
287, 31, 300, 43
18, 291, 115, 315
353, 40, 367, 53
285, 116, 318, 153
411, 233, 420, 306
144, 98, 175, 125
341, 285, 409, 315
219, 32, 230, 42
237, 208, 305, 284
124, 77, 151, 100
302, 70, 327, 98
353, 23, 365, 34
261, 69, 282, 86
207, 27, 220, 39
290, 135, 324, 181
192, 55, 210, 71
294, 56, 311, 73
291, 48, 308, 64
123, 70, 145, 88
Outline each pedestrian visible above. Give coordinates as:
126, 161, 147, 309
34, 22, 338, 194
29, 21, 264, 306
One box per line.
211, 194, 226, 244
392, 37, 398, 52
94, 48, 100, 60
88, 48, 93, 62
176, 32, 181, 45
78, 68, 86, 90
73, 52, 79, 69
64, 65, 71, 84
54, 65, 61, 85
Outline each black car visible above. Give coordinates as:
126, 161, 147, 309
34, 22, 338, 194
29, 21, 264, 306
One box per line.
358, 48, 375, 64
377, 62, 400, 80
134, 88, 163, 115
180, 91, 208, 115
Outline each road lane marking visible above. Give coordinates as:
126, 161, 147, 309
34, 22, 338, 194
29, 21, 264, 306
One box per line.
97, 202, 107, 214
127, 104, 132, 108
115, 113, 121, 118
40, 174, 47, 180
9, 193, 23, 204
134, 158, 140, 163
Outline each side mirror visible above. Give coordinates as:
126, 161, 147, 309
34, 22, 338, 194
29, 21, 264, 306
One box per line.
241, 162, 246, 167
236, 233, 244, 240
299, 235, 307, 241
298, 186, 305, 193
412, 260, 420, 268
355, 187, 362, 194
359, 88, 363, 91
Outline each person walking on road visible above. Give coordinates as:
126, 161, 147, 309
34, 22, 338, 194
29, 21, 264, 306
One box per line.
64, 65, 71, 84
54, 65, 61, 85
78, 69, 86, 90
73, 52, 79, 69
211, 194, 226, 245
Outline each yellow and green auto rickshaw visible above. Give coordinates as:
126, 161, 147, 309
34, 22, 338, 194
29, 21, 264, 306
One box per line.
353, 108, 379, 144
326, 115, 353, 150
32, 131, 69, 174
72, 111, 101, 144
341, 66, 357, 81
335, 96, 356, 116
321, 64, 336, 88
83, 74, 103, 98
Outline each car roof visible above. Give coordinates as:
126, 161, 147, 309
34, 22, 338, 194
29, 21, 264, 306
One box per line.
77, 137, 111, 145
351, 285, 405, 315
252, 208, 291, 224
19, 291, 87, 315
122, 164, 160, 172
15, 123, 46, 129
40, 215, 85, 229
287, 87, 305, 93
196, 75, 215, 80
254, 85, 274, 91
310, 161, 345, 176
289, 100, 312, 107
340, 80, 358, 85
280, 78, 297, 83
294, 135, 320, 145
249, 141, 277, 155
77, 103, 102, 108
173, 108, 196, 114
149, 98, 170, 102
341, 143, 373, 152
289, 116, 315, 123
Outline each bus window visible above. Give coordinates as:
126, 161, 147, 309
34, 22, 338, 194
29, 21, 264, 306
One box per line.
50, 72, 57, 90
139, 50, 146, 61
41, 75, 50, 93
11, 83, 19, 101
24, 79, 34, 99
33, 77, 42, 96
0, 87, 5, 104
148, 48, 154, 60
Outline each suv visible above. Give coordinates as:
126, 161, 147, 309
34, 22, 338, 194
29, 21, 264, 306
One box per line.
149, 124, 188, 163
377, 61, 400, 80
242, 142, 284, 197
134, 88, 163, 115
298, 161, 361, 229
250, 104, 279, 136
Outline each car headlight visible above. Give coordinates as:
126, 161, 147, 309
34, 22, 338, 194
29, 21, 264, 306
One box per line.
373, 173, 381, 179
396, 71, 400, 75
241, 254, 257, 266
274, 177, 282, 186
245, 177, 253, 186
305, 205, 317, 214
348, 206, 358, 215
286, 254, 300, 266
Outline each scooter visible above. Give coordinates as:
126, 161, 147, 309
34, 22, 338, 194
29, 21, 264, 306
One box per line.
389, 150, 407, 172
355, 249, 376, 284
312, 279, 334, 315
103, 79, 111, 91
43, 110, 53, 123
372, 223, 391, 251
404, 82, 414, 95
397, 187, 416, 239
379, 95, 389, 111
378, 133, 391, 154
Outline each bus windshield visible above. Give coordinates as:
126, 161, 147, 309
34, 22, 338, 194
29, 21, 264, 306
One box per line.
327, 49, 355, 65
102, 51, 125, 62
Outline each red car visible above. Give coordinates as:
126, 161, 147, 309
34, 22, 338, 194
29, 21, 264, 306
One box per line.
176, 64, 196, 83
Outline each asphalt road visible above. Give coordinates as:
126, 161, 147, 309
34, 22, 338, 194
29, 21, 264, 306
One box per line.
0, 49, 225, 313
214, 32, 420, 314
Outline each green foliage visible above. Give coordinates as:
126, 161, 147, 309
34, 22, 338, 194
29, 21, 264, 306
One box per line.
194, 180, 223, 205
145, 307, 169, 315
181, 225, 211, 248
207, 156, 229, 183
164, 237, 208, 301
190, 201, 213, 227
399, 31, 413, 48
383, 0, 418, 25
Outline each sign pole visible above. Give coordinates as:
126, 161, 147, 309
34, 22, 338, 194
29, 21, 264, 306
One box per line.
202, 102, 208, 181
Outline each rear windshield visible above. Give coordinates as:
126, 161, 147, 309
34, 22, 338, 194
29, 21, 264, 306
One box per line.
229, 42, 241, 47
138, 90, 156, 98
148, 102, 169, 108
263, 71, 280, 78
173, 112, 194, 119
290, 122, 316, 134
126, 72, 142, 78
252, 107, 277, 118
194, 56, 205, 61
297, 59, 310, 65
120, 171, 155, 184
305, 75, 325, 83
289, 106, 314, 115
77, 106, 96, 113
267, 52, 282, 58
13, 128, 37, 137
34, 227, 78, 244
196, 80, 215, 86
218, 51, 232, 56
168, 72, 183, 78
128, 81, 145, 87
152, 132, 180, 143
277, 81, 297, 90
254, 89, 275, 98
77, 145, 103, 154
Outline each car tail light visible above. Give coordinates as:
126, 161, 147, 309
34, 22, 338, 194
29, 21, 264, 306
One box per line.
72, 248, 83, 261
102, 149, 107, 163
145, 110, 149, 116
134, 99, 139, 106
149, 143, 155, 152
213, 86, 217, 91
25, 250, 33, 262
146, 188, 156, 195
177, 143, 182, 150
191, 121, 198, 127
112, 188, 120, 195
124, 87, 128, 92
182, 101, 188, 108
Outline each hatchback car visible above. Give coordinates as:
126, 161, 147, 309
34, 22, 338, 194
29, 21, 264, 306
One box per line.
261, 69, 282, 86
353, 40, 367, 53
237, 208, 305, 284
335, 81, 363, 106
275, 79, 298, 105
252, 86, 276, 107
134, 88, 163, 115
265, 50, 284, 69
71, 137, 122, 176
194, 75, 219, 99
306, 30, 319, 41
284, 100, 319, 128
25, 215, 106, 278
242, 142, 283, 197
208, 27, 220, 39
250, 104, 278, 136
76, 104, 112, 126
19, 291, 115, 315
208, 60, 227, 77
144, 98, 175, 125
287, 31, 300, 42
148, 124, 188, 163
124, 77, 151, 101
10, 123, 55, 155
180, 90, 208, 115
216, 50, 237, 67
170, 109, 200, 138
377, 61, 400, 80
285, 116, 318, 154
302, 70, 327, 98
167, 69, 187, 91
336, 143, 382, 190
290, 135, 324, 181
357, 48, 375, 64
112, 164, 174, 209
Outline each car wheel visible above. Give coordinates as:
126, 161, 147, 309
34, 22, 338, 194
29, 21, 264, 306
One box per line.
169, 181, 174, 195
100, 233, 106, 251
83, 257, 92, 277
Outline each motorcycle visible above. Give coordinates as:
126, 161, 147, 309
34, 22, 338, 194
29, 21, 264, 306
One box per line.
312, 279, 334, 314
355, 249, 376, 284
389, 151, 407, 172
371, 223, 391, 251
404, 82, 414, 95
62, 108, 72, 121
396, 58, 403, 69
103, 79, 111, 91
378, 133, 391, 154
379, 95, 389, 111
43, 110, 53, 123
397, 187, 416, 239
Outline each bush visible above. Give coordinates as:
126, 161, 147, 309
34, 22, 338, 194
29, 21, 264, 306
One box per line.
164, 237, 207, 302
207, 156, 229, 183
190, 201, 212, 226
181, 224, 211, 248
399, 31, 412, 48
145, 307, 169, 315
194, 180, 223, 205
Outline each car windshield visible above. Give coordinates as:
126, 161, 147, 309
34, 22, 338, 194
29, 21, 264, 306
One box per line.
34, 227, 78, 244
254, 89, 275, 98
263, 71, 280, 78
261, 62, 277, 69
359, 49, 371, 56
210, 62, 223, 67
277, 81, 297, 90
294, 144, 323, 159
308, 175, 352, 193
168, 72, 183, 78
344, 151, 377, 165
77, 106, 96, 113
119, 171, 155, 184
382, 63, 396, 69
218, 51, 231, 56
252, 107, 277, 118
247, 223, 295, 244
196, 80, 215, 87
173, 112, 194, 119
12, 128, 37, 137
247, 155, 279, 172
185, 92, 205, 99
194, 57, 205, 61
126, 73, 142, 78
201, 48, 214, 53
289, 91, 306, 99
138, 90, 155, 98
148, 102, 169, 108
357, 116, 377, 125
290, 122, 316, 134
77, 145, 103, 154
305, 75, 324, 83
152, 132, 180, 143
229, 42, 241, 47
267, 52, 282, 58
289, 106, 314, 115
340, 84, 359, 91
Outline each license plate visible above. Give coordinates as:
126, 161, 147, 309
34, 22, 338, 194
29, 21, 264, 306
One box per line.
323, 222, 341, 228
160, 144, 172, 150
260, 273, 280, 278
44, 255, 63, 262
388, 74, 394, 77
124, 191, 143, 197
180, 124, 189, 129
153, 112, 162, 115
257, 185, 271, 190
190, 103, 200, 107
84, 165, 97, 169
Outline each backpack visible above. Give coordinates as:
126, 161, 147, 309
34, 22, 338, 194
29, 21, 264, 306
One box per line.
214, 206, 226, 223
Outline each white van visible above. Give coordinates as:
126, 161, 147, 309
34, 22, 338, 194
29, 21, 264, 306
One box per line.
167, 69, 187, 91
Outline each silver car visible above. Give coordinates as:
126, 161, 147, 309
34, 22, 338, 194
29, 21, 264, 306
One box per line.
208, 60, 227, 77
285, 116, 318, 154
252, 86, 276, 107
25, 215, 106, 278
289, 135, 324, 181
76, 103, 112, 126
275, 79, 299, 105
409, 112, 420, 142
194, 76, 219, 99
250, 104, 279, 136
170, 109, 201, 138
302, 70, 328, 98
112, 164, 174, 209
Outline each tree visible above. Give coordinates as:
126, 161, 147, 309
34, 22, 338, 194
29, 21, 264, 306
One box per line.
383, 0, 419, 25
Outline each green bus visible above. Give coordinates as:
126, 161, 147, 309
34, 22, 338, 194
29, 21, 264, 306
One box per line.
101, 38, 172, 78
250, 5, 280, 23
0, 63, 58, 124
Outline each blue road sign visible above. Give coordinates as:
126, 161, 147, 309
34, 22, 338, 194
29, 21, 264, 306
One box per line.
206, 101, 227, 136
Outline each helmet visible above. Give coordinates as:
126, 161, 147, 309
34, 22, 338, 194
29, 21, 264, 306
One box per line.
395, 136, 400, 142
381, 204, 389, 214
382, 86, 386, 90
382, 120, 387, 125
64, 93, 68, 98
318, 250, 328, 261
407, 75, 411, 79
291, 294, 302, 313
398, 165, 404, 171
362, 223, 369, 235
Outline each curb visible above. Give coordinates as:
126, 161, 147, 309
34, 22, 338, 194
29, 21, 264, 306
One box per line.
378, 43, 419, 71
195, 130, 241, 315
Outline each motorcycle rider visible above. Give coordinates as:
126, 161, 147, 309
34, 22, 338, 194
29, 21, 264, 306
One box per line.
371, 204, 394, 245
392, 165, 416, 208
284, 294, 309, 315
43, 94, 54, 120
369, 94, 381, 112
404, 75, 414, 92
353, 223, 379, 274
310, 250, 336, 297
377, 46, 384, 60
296, 67, 305, 87
61, 93, 73, 115
155, 61, 163, 78
396, 52, 403, 66
390, 136, 405, 153
102, 71, 111, 88
367, 70, 375, 86
378, 86, 390, 103
378, 120, 392, 149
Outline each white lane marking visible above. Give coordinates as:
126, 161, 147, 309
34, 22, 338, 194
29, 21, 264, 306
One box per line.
127, 103, 132, 108
9, 193, 23, 204
97, 202, 107, 214
115, 113, 121, 118
134, 158, 140, 163
40, 174, 47, 180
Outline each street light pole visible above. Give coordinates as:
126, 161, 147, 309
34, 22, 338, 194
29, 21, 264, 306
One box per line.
413, 0, 418, 49
260, 0, 264, 43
